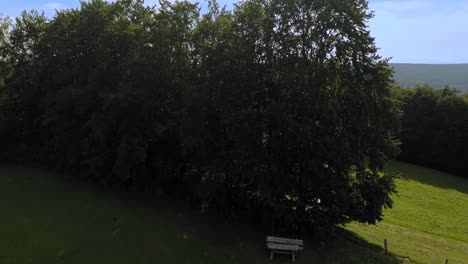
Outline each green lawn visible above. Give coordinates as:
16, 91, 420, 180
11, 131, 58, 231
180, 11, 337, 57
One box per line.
0, 165, 398, 264
1, 163, 466, 263
347, 162, 468, 264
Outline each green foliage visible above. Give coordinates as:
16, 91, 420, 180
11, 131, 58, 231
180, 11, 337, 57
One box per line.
393, 84, 468, 177
0, 15, 12, 102
0, 15, 11, 61
0, 0, 400, 232
0, 11, 47, 160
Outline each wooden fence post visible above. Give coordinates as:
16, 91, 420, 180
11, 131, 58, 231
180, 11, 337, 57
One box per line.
384, 239, 388, 255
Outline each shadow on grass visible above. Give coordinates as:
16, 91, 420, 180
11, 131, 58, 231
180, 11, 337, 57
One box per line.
290, 228, 405, 264
0, 164, 405, 264
387, 161, 468, 195
248, 226, 404, 264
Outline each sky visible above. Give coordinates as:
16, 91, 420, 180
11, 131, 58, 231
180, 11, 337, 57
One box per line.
1, 0, 467, 64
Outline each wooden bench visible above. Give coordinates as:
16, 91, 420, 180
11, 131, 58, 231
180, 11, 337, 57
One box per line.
266, 236, 303, 262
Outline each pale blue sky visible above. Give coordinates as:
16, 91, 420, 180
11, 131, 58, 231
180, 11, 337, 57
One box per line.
1, 0, 467, 63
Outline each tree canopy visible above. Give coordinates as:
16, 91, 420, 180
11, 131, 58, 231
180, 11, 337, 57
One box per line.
0, 0, 400, 234
394, 85, 468, 177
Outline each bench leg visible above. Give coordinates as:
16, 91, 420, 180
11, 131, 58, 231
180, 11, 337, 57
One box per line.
292, 251, 295, 263
270, 249, 274, 261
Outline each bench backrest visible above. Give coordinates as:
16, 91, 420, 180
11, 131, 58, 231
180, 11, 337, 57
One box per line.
266, 236, 303, 246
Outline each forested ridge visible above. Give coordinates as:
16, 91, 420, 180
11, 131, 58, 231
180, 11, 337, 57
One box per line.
391, 63, 468, 93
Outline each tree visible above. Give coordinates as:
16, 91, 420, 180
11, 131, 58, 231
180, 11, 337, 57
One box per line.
1, 0, 400, 233
0, 11, 47, 160
0, 15, 12, 150
395, 84, 468, 177
0, 15, 12, 91
186, 0, 399, 232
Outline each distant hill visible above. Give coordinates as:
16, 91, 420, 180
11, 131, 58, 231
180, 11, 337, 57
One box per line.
390, 63, 468, 92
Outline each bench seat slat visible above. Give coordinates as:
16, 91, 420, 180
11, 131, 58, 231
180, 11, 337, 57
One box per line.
266, 242, 302, 251
266, 236, 303, 246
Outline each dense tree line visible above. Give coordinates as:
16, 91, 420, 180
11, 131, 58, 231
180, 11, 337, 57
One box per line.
0, 0, 400, 234
394, 85, 468, 177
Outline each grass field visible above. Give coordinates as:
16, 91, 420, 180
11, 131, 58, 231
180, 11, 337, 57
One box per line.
0, 165, 398, 264
0, 162, 467, 263
347, 162, 468, 264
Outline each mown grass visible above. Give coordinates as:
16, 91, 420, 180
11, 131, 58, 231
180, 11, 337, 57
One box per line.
347, 162, 468, 264
2, 162, 466, 263
0, 165, 398, 264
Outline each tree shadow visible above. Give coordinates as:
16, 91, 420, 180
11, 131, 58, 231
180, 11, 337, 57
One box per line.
1, 164, 409, 264
282, 228, 406, 264
387, 161, 468, 195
